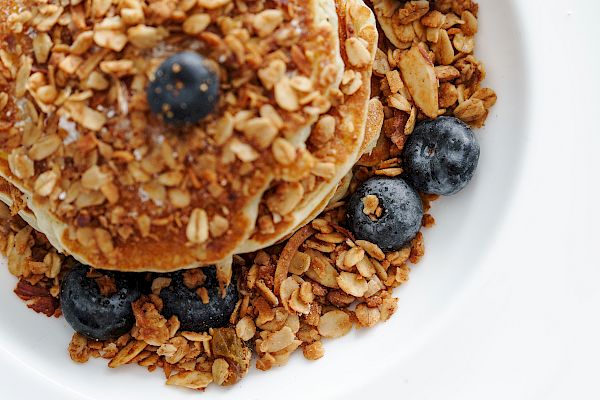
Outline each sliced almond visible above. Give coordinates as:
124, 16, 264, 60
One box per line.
336, 272, 369, 297
304, 249, 339, 289
398, 44, 439, 118
317, 310, 352, 338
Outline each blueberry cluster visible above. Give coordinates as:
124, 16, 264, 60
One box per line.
347, 116, 480, 251
61, 264, 238, 340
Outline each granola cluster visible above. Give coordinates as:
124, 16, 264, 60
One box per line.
371, 0, 496, 165
1, 0, 496, 392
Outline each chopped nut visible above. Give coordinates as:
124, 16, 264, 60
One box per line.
394, 1, 429, 25
454, 97, 486, 122
421, 10, 446, 28
327, 290, 355, 308
132, 299, 169, 346
121, 7, 144, 25
84, 71, 110, 91
302, 341, 324, 360
100, 60, 135, 77
68, 333, 90, 363
379, 297, 399, 321
373, 49, 391, 76
151, 277, 172, 295
471, 87, 497, 109
355, 303, 381, 327
435, 65, 460, 82
212, 358, 230, 386
93, 30, 128, 52
439, 82, 459, 108
70, 31, 94, 55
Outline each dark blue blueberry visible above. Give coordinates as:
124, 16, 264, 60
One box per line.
159, 267, 238, 332
347, 177, 423, 251
403, 116, 480, 195
60, 263, 142, 340
147, 52, 219, 124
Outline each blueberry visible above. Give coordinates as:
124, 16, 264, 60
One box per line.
147, 52, 219, 124
159, 267, 238, 332
60, 263, 142, 340
403, 116, 480, 195
347, 177, 423, 252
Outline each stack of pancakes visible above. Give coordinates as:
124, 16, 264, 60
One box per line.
0, 0, 383, 272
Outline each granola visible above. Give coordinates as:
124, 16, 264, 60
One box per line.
0, 0, 496, 393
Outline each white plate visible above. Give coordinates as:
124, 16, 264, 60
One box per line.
2, 1, 599, 399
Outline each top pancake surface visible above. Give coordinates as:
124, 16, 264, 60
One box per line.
0, 0, 344, 271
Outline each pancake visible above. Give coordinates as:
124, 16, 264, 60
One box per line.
0, 94, 382, 259
235, 0, 379, 254
359, 97, 385, 158
0, 178, 39, 234
0, 0, 345, 271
